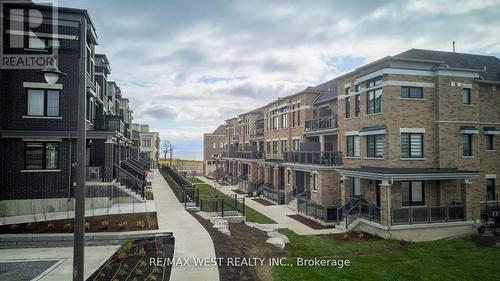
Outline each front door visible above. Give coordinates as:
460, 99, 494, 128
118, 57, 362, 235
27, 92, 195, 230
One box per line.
376, 180, 381, 207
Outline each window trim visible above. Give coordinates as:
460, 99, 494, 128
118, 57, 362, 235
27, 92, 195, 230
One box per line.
26, 88, 61, 117
24, 142, 60, 170
485, 134, 495, 151
463, 134, 473, 157
401, 133, 424, 159
347, 135, 360, 157
486, 178, 496, 201
367, 134, 384, 158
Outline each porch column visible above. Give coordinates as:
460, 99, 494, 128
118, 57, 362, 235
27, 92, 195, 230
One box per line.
264, 166, 270, 184
464, 179, 475, 221
379, 180, 392, 226
340, 175, 347, 206
319, 135, 325, 152
249, 162, 258, 182
104, 140, 114, 182
273, 166, 280, 190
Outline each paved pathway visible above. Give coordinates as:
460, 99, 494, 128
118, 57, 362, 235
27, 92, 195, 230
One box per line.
150, 170, 220, 281
196, 176, 341, 235
0, 245, 119, 280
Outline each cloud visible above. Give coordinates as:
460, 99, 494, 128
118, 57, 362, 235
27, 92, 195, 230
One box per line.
41, 0, 500, 159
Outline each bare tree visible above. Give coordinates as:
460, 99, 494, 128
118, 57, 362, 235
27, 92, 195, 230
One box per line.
161, 140, 170, 160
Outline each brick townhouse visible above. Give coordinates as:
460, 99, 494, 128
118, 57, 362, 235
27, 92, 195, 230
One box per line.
203, 124, 225, 178
0, 2, 151, 216
208, 48, 500, 240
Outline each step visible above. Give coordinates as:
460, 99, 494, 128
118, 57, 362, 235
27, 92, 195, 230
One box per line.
114, 183, 145, 202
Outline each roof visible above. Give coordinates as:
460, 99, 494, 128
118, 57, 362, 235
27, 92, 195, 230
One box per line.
395, 48, 500, 81
312, 79, 339, 104
211, 125, 225, 135
336, 166, 478, 181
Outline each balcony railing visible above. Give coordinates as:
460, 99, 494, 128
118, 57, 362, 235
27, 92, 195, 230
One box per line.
250, 128, 264, 139
94, 115, 125, 135
236, 151, 263, 159
305, 115, 337, 132
283, 151, 342, 166
391, 204, 465, 225
297, 197, 339, 222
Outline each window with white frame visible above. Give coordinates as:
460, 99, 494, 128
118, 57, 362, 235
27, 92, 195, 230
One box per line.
27, 89, 60, 117
292, 139, 300, 151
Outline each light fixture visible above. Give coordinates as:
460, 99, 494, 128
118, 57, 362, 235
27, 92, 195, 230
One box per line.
39, 58, 67, 84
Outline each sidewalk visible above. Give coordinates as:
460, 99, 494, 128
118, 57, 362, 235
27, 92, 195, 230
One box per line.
150, 170, 220, 281
196, 176, 341, 235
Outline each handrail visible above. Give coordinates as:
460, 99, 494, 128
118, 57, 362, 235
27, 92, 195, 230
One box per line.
113, 164, 144, 197
121, 160, 145, 176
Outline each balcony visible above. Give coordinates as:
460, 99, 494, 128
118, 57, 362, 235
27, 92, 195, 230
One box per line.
250, 128, 264, 139
95, 115, 125, 135
236, 151, 263, 159
391, 204, 465, 225
305, 115, 337, 132
283, 151, 342, 166
231, 135, 240, 141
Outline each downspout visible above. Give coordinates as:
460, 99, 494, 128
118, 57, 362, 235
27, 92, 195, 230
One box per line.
68, 132, 72, 200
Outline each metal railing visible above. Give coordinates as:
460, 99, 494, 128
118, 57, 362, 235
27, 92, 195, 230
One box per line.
120, 160, 146, 181
236, 151, 264, 159
297, 197, 339, 222
260, 186, 286, 204
159, 165, 199, 208
283, 151, 343, 166
391, 205, 465, 225
199, 194, 245, 217
114, 165, 145, 197
305, 115, 337, 132
286, 187, 297, 204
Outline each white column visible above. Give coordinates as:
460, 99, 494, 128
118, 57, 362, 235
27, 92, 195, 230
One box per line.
319, 135, 325, 152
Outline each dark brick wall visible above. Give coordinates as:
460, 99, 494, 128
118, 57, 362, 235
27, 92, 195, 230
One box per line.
0, 138, 77, 200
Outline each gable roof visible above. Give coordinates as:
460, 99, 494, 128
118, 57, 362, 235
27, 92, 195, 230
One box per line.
312, 79, 339, 104
395, 48, 500, 81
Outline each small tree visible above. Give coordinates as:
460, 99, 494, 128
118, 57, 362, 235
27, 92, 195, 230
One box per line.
161, 140, 170, 160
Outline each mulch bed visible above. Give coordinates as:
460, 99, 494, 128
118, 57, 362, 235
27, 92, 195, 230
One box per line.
471, 235, 500, 247
231, 189, 247, 195
0, 212, 158, 234
88, 236, 174, 281
252, 198, 276, 206
190, 211, 288, 281
329, 231, 383, 243
287, 214, 336, 230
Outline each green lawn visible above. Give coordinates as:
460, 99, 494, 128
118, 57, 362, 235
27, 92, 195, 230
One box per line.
187, 177, 276, 224
273, 229, 500, 281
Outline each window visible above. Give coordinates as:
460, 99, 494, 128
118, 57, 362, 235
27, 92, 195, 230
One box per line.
463, 134, 472, 156
354, 95, 360, 117
366, 77, 382, 88
281, 140, 288, 154
351, 178, 361, 196
355, 84, 360, 92
401, 86, 423, 99
27, 89, 60, 117
485, 135, 494, 151
25, 142, 59, 170
287, 171, 291, 183
266, 141, 271, 154
312, 174, 317, 191
401, 133, 423, 158
486, 179, 496, 201
463, 88, 471, 104
273, 116, 279, 130
367, 135, 384, 158
272, 141, 278, 154
345, 96, 351, 118
297, 109, 301, 126
142, 139, 152, 147
347, 136, 360, 157
281, 113, 287, 128
28, 37, 59, 50
293, 139, 300, 151
366, 88, 383, 114
401, 181, 424, 206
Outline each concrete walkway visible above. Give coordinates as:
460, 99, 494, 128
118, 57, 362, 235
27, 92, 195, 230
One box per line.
196, 176, 341, 235
0, 245, 119, 280
150, 170, 220, 281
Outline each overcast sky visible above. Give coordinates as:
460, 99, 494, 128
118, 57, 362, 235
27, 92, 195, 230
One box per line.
40, 0, 500, 160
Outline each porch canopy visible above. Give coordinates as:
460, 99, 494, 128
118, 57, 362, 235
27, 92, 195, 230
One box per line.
335, 166, 478, 181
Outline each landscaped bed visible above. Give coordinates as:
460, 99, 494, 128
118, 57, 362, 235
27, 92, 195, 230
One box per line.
286, 214, 335, 230
190, 210, 288, 281
88, 236, 174, 281
0, 212, 158, 233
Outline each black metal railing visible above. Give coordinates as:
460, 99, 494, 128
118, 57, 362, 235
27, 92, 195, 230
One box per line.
305, 115, 337, 132
260, 186, 286, 204
114, 165, 145, 197
159, 165, 199, 207
236, 151, 264, 159
391, 205, 465, 225
283, 151, 342, 166
121, 160, 146, 181
199, 194, 245, 217
297, 197, 339, 222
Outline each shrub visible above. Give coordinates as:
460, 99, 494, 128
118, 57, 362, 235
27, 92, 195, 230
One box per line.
84, 221, 91, 231
47, 223, 55, 230
138, 248, 146, 257
358, 232, 364, 238
101, 220, 109, 229
63, 223, 72, 231
26, 223, 34, 230
9, 224, 18, 230
342, 233, 349, 240
118, 221, 128, 229
136, 220, 146, 230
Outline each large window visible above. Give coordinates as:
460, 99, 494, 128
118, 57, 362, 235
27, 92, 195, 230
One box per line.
401, 181, 424, 206
25, 142, 59, 170
486, 179, 496, 201
463, 134, 472, 156
401, 86, 423, 99
281, 140, 288, 154
463, 88, 471, 105
266, 141, 271, 154
354, 95, 360, 117
367, 135, 384, 158
347, 135, 360, 157
401, 133, 423, 158
345, 96, 351, 118
272, 141, 278, 154
142, 139, 152, 147
485, 135, 494, 151
281, 113, 287, 129
27, 89, 60, 117
366, 88, 383, 114
292, 139, 300, 151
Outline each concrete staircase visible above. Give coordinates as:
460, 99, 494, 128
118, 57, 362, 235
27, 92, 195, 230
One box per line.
287, 197, 298, 211
114, 182, 145, 202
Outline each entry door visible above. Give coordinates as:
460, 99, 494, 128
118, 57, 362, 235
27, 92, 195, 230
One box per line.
376, 180, 381, 207
295, 171, 304, 194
